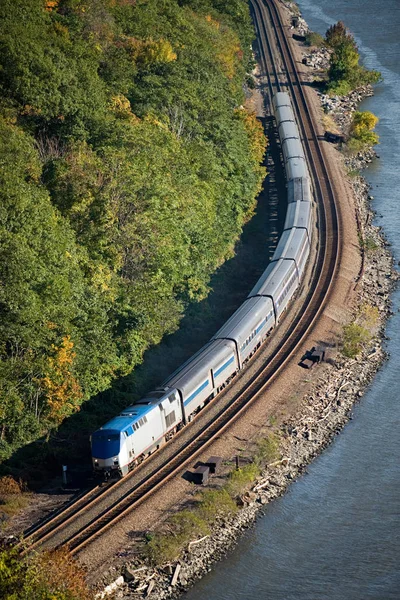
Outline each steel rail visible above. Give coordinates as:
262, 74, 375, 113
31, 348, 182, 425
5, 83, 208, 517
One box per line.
250, 0, 280, 99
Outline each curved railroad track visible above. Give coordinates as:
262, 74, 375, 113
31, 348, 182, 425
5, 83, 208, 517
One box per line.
18, 0, 341, 558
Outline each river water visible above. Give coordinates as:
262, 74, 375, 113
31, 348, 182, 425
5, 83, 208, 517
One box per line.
184, 1, 400, 598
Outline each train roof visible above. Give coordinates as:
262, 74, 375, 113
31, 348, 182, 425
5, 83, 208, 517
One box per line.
275, 104, 295, 125
282, 137, 305, 161
287, 177, 312, 203
213, 296, 273, 344
248, 259, 296, 298
284, 200, 312, 231
272, 91, 291, 111
97, 415, 136, 433
285, 157, 308, 180
119, 401, 158, 418
162, 338, 236, 392
279, 120, 300, 143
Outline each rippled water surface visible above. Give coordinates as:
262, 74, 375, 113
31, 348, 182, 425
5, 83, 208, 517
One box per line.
184, 1, 400, 598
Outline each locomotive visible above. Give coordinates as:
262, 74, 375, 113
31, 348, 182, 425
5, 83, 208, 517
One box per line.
91, 92, 313, 477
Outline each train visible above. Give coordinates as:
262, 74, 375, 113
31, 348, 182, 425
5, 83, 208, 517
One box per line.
91, 92, 314, 477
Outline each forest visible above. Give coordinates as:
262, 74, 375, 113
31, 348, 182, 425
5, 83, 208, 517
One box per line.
0, 0, 266, 462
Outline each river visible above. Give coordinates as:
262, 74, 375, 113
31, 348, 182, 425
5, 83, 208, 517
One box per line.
183, 1, 400, 598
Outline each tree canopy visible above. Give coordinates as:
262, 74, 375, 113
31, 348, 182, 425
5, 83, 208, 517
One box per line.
0, 0, 266, 459
325, 21, 381, 95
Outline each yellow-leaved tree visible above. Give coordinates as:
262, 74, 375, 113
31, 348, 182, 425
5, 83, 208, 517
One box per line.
40, 336, 83, 425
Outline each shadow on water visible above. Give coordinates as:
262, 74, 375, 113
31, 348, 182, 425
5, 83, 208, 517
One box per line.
4, 118, 288, 485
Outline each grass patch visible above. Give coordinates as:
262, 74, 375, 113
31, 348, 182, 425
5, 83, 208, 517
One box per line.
359, 304, 380, 330
321, 114, 339, 133
363, 236, 379, 252
145, 532, 184, 564
0, 475, 31, 518
254, 434, 281, 466
146, 511, 210, 564
198, 488, 238, 522
0, 493, 31, 517
145, 488, 239, 564
342, 303, 380, 357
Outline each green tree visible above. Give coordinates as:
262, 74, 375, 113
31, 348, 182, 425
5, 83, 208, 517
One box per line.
325, 21, 381, 95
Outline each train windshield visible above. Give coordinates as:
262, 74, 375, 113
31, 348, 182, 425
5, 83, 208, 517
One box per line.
91, 430, 120, 458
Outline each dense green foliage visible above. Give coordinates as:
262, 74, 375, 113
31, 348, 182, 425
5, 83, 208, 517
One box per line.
325, 21, 381, 95
0, 547, 94, 600
0, 0, 266, 459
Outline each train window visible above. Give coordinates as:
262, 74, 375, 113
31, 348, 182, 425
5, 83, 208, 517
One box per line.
168, 394, 175, 403
143, 416, 147, 423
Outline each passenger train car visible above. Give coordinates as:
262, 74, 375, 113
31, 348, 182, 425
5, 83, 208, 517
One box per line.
91, 91, 314, 477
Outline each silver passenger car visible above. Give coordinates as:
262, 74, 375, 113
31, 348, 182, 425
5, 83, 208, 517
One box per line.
275, 104, 296, 126
278, 120, 300, 144
282, 137, 305, 163
284, 200, 313, 234
248, 259, 299, 320
272, 91, 292, 111
287, 177, 312, 203
162, 339, 239, 422
286, 156, 308, 181
213, 296, 275, 367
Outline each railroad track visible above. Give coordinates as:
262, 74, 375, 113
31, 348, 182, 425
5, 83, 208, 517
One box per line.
18, 0, 341, 558
260, 0, 340, 305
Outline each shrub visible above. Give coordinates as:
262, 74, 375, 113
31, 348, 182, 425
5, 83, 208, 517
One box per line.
359, 304, 380, 329
346, 110, 379, 153
198, 488, 238, 521
0, 548, 94, 600
146, 532, 185, 564
305, 32, 325, 47
327, 79, 353, 97
0, 476, 24, 495
169, 511, 209, 538
342, 323, 370, 357
225, 463, 260, 497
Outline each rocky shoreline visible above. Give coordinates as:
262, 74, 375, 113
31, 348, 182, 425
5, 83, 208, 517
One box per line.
94, 16, 399, 600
